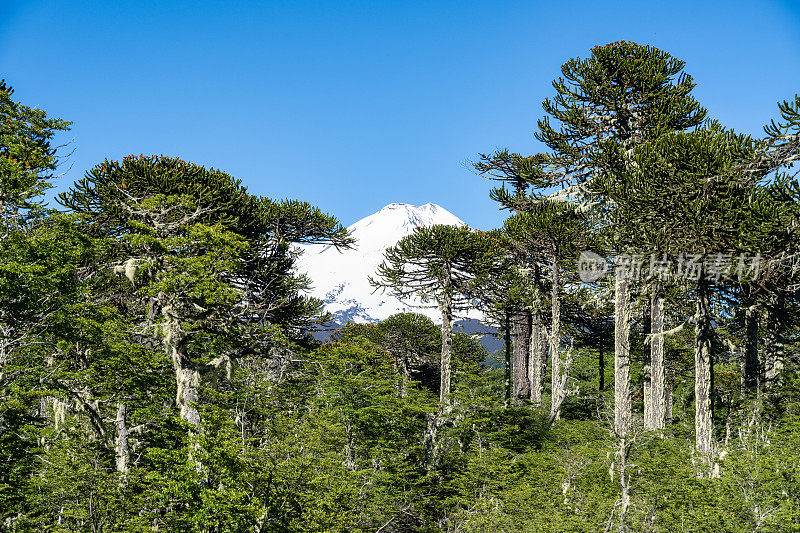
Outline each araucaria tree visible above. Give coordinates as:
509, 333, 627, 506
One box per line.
498, 204, 590, 419
471, 227, 534, 406
372, 224, 501, 404
59, 155, 351, 431
607, 122, 760, 454
536, 41, 707, 439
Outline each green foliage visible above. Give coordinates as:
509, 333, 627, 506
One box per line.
537, 40, 706, 179
3, 45, 800, 532
601, 122, 760, 254
0, 79, 71, 217
372, 224, 504, 311
328, 314, 488, 398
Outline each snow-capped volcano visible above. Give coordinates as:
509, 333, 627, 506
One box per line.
295, 203, 476, 323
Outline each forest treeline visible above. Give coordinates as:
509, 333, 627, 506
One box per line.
1, 42, 800, 532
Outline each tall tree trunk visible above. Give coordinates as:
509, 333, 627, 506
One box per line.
503, 309, 511, 406
175, 355, 202, 428
439, 293, 453, 405
614, 273, 632, 439
648, 284, 666, 430
115, 403, 130, 474
163, 307, 202, 428
743, 305, 759, 393
399, 358, 409, 398
511, 310, 531, 403
530, 308, 544, 406
695, 278, 713, 455
764, 291, 785, 387
550, 253, 563, 420
429, 288, 454, 468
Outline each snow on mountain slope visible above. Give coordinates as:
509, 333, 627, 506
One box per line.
295, 203, 482, 324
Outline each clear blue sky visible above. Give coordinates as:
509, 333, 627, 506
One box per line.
2, 1, 799, 230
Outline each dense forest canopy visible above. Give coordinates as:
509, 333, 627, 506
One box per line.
1, 41, 800, 532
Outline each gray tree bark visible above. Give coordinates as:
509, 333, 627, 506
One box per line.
541, 333, 549, 378
511, 310, 531, 403
614, 273, 632, 439
764, 291, 785, 387
162, 302, 202, 428
398, 358, 410, 398
175, 360, 202, 428
427, 289, 456, 468
115, 403, 130, 474
550, 254, 564, 420
529, 308, 544, 406
647, 285, 666, 430
439, 292, 454, 405
743, 306, 759, 393
694, 278, 713, 455
615, 437, 631, 533
503, 309, 511, 406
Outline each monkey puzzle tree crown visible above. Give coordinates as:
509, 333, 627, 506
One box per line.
59, 155, 354, 347
58, 155, 352, 429
473, 150, 552, 211
371, 224, 504, 311
537, 41, 707, 189
59, 154, 351, 248
601, 122, 760, 255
